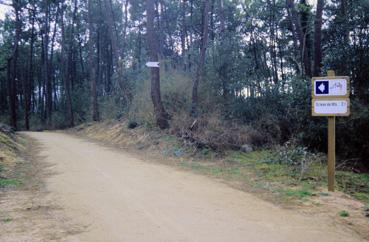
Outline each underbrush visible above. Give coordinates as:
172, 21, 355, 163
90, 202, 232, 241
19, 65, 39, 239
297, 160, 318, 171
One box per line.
0, 124, 22, 188
170, 112, 265, 151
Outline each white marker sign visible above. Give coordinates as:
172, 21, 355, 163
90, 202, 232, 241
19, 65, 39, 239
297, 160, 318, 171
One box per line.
312, 99, 350, 116
312, 78, 349, 97
145, 62, 160, 68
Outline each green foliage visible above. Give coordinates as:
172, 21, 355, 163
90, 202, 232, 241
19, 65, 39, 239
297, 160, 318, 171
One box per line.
265, 142, 321, 167
127, 120, 138, 129
2, 217, 12, 223
0, 178, 20, 187
336, 171, 369, 203
285, 187, 313, 199
339, 210, 350, 217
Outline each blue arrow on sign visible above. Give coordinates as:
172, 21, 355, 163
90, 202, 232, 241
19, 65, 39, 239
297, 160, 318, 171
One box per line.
316, 81, 329, 94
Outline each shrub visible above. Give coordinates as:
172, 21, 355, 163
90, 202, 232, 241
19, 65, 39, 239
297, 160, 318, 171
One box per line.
170, 111, 261, 151
127, 121, 138, 129
265, 140, 324, 180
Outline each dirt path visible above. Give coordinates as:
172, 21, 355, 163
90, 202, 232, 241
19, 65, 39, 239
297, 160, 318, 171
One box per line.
22, 131, 363, 242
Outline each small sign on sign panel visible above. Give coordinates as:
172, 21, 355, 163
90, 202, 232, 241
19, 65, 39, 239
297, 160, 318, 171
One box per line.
312, 99, 350, 116
312, 77, 349, 98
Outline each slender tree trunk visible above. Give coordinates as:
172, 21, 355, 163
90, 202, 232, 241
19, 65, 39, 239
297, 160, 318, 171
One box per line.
286, 0, 311, 77
61, 5, 74, 127
191, 0, 210, 116
181, 0, 187, 71
219, 0, 229, 103
25, 7, 35, 130
8, 0, 21, 129
88, 0, 99, 121
49, 7, 59, 112
313, 0, 324, 76
43, 2, 52, 127
103, 0, 119, 67
146, 0, 169, 129
102, 0, 130, 103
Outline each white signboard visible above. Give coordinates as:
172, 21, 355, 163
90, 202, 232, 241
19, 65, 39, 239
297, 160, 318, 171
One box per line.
312, 99, 350, 116
145, 62, 160, 68
312, 78, 349, 97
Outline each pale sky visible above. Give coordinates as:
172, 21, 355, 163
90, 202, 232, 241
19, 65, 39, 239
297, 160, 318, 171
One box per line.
0, 5, 11, 21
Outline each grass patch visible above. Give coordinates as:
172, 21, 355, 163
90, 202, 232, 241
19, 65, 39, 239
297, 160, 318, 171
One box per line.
339, 210, 350, 217
284, 186, 313, 199
0, 178, 21, 187
227, 149, 336, 202
336, 171, 369, 204
2, 217, 12, 223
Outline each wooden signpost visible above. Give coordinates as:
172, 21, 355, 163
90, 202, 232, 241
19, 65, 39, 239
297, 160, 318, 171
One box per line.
312, 70, 350, 192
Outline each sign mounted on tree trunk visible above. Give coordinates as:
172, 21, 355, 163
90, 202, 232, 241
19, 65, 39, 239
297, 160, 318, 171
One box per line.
145, 62, 160, 68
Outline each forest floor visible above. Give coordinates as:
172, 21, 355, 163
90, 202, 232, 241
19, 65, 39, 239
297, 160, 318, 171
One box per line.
0, 122, 368, 241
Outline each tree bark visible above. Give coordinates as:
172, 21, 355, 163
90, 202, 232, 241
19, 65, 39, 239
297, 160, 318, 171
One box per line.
313, 0, 324, 76
286, 0, 311, 77
8, 0, 21, 129
43, 1, 52, 127
25, 6, 35, 130
191, 0, 210, 117
146, 0, 169, 129
61, 5, 74, 127
180, 0, 188, 69
88, 0, 99, 121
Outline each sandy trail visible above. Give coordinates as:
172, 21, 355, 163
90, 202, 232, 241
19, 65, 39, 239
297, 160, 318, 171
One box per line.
24, 131, 363, 242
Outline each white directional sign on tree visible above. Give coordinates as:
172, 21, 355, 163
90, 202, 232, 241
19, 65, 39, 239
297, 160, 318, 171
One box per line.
312, 77, 349, 97
145, 62, 160, 68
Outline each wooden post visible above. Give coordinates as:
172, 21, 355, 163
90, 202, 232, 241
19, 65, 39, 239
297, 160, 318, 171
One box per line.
327, 70, 335, 192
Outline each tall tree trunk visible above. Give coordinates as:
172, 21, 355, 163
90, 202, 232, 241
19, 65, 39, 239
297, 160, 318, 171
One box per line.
102, 0, 130, 103
25, 6, 35, 130
61, 5, 74, 127
102, 0, 119, 67
49, 6, 59, 111
286, 0, 311, 77
218, 0, 229, 103
313, 0, 324, 76
43, 2, 52, 127
191, 0, 210, 116
8, 0, 21, 129
146, 0, 169, 129
180, 0, 188, 71
88, 0, 99, 121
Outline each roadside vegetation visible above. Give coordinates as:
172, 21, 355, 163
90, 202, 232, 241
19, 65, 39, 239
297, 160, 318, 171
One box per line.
0, 124, 23, 189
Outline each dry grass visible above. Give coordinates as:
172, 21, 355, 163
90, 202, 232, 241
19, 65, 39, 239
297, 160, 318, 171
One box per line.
170, 111, 263, 151
0, 125, 23, 175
